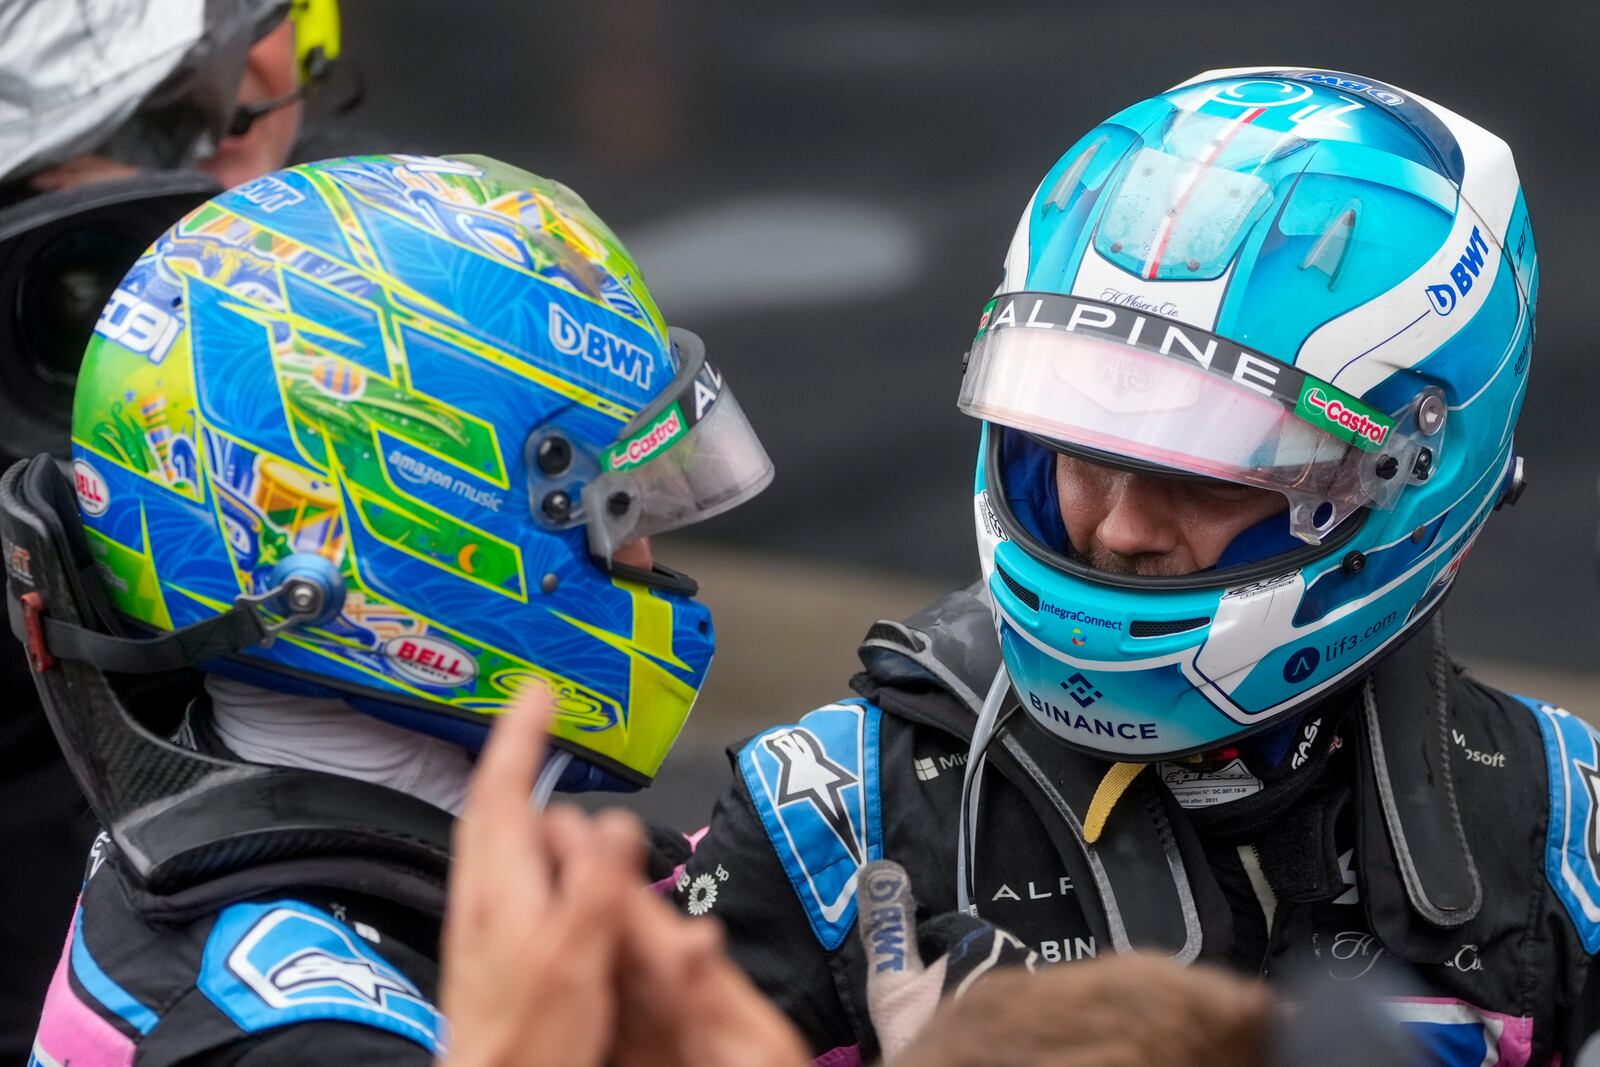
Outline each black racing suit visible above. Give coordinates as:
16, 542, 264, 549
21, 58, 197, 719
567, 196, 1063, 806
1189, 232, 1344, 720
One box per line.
27, 698, 686, 1066
677, 584, 1600, 1066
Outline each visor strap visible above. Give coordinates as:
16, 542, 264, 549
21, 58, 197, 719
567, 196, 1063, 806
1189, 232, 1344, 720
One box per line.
1083, 761, 1147, 845
8, 593, 269, 675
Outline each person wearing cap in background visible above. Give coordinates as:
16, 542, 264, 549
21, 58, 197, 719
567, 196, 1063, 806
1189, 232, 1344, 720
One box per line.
0, 0, 340, 1053
3, 0, 347, 196
671, 68, 1595, 1066
0, 5, 350, 1055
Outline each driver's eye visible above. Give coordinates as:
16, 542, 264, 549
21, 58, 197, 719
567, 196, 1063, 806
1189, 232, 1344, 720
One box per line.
1186, 479, 1272, 505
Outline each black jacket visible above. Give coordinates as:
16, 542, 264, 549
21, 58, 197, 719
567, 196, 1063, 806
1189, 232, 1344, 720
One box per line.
31, 829, 446, 1066
677, 585, 1600, 1066
27, 698, 696, 1067
27, 703, 450, 1066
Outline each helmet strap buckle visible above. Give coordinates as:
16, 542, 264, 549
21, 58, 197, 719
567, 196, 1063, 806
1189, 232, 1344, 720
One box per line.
233, 553, 346, 646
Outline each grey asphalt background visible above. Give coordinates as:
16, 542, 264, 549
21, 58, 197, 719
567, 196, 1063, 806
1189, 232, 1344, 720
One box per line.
336, 1, 1599, 826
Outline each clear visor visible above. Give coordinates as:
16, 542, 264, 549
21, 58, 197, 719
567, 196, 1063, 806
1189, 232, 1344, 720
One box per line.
582, 328, 774, 561
959, 296, 1436, 544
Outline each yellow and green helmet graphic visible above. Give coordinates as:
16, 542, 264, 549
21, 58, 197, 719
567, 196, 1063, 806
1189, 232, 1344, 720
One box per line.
71, 154, 721, 786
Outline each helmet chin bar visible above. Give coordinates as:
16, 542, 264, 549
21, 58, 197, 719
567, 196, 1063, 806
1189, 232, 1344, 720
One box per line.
0, 455, 454, 894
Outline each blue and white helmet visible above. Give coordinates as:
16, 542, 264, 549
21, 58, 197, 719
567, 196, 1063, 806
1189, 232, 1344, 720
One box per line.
961, 68, 1538, 760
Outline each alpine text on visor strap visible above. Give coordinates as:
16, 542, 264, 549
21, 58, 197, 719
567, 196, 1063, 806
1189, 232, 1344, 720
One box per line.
958, 292, 1444, 544
579, 327, 773, 561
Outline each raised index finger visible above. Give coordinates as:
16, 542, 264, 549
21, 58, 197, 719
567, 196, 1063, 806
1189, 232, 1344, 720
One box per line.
457, 685, 557, 867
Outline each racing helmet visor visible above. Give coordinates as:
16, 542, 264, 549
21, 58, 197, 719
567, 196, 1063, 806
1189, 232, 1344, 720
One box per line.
582, 327, 774, 560
958, 293, 1433, 544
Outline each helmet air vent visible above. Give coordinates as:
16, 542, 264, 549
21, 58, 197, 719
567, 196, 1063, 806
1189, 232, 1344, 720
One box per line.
994, 563, 1040, 611
1046, 137, 1108, 212
1129, 617, 1210, 638
1300, 199, 1360, 287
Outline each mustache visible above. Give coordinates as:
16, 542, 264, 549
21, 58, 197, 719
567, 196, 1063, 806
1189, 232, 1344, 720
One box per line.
1079, 540, 1201, 578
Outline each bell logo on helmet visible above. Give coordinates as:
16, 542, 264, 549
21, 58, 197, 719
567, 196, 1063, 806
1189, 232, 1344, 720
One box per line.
383, 634, 479, 689
73, 460, 110, 516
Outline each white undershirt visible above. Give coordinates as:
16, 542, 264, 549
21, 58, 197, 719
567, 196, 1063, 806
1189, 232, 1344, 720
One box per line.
205, 675, 473, 816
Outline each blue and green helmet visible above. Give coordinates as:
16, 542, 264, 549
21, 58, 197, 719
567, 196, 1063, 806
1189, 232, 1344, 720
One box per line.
961, 69, 1537, 760
71, 153, 773, 787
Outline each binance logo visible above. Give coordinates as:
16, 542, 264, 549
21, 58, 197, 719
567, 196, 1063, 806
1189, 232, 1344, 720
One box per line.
1061, 672, 1103, 708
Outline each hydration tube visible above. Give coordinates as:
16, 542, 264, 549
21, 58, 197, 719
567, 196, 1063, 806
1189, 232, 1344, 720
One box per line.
531, 749, 575, 810
956, 665, 1016, 916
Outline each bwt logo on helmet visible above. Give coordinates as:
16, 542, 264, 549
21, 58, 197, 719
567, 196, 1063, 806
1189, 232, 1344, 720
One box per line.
1302, 388, 1388, 446
1426, 227, 1492, 316
1287, 72, 1405, 106
548, 304, 652, 388
96, 288, 182, 364
1041, 601, 1122, 631
383, 634, 478, 689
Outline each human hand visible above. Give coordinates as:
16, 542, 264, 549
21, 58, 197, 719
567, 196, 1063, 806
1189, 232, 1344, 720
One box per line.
857, 860, 1041, 1060
613, 884, 809, 1067
437, 688, 646, 1067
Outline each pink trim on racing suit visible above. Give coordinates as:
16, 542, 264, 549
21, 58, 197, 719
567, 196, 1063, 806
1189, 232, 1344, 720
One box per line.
31, 908, 136, 1067
651, 825, 710, 895
813, 1044, 862, 1067
1387, 996, 1534, 1067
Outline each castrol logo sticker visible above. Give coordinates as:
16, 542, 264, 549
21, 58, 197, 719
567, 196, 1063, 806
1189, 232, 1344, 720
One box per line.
383, 634, 479, 689
1298, 385, 1392, 452
605, 407, 685, 471
73, 460, 110, 516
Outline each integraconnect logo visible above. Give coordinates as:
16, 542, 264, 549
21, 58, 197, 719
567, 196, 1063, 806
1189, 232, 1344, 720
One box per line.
1041, 602, 1122, 631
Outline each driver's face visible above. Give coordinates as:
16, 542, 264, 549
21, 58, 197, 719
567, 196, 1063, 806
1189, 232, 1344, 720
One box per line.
1055, 454, 1288, 577
611, 538, 654, 572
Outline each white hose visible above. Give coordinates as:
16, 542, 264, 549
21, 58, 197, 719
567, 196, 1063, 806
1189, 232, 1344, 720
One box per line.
530, 749, 574, 811
955, 665, 1014, 916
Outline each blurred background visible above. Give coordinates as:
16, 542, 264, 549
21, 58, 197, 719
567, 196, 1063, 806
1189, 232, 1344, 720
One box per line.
2, 1, 1592, 831
334, 0, 1600, 825
0, 3, 1592, 1056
